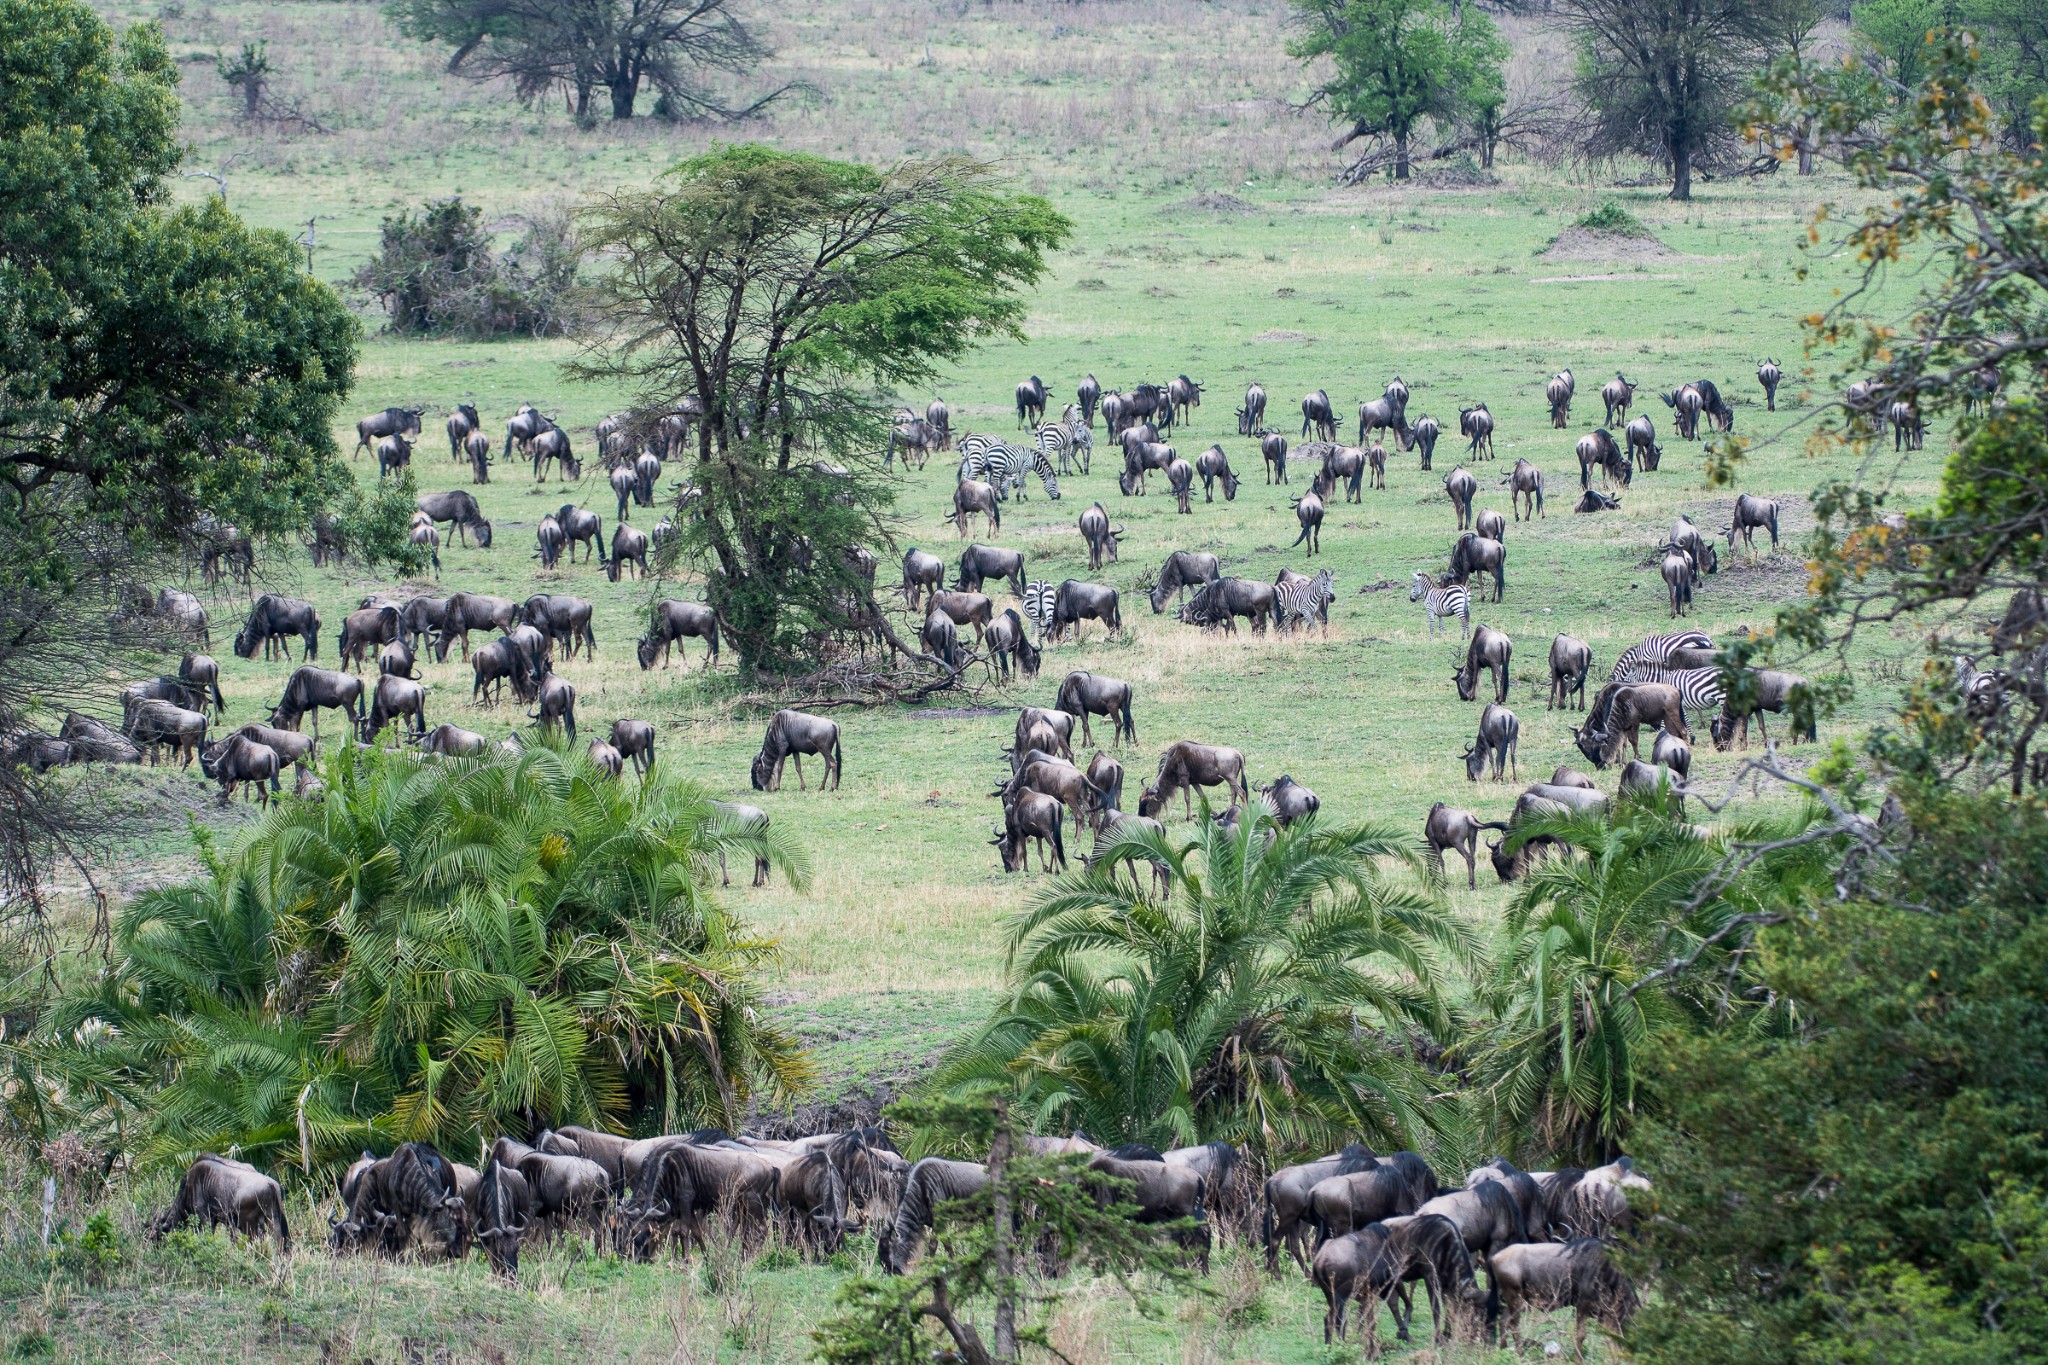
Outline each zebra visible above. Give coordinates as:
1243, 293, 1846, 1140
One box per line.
1409, 571, 1470, 638
1276, 569, 1336, 635
1609, 629, 1714, 681
959, 435, 1062, 501
1037, 409, 1091, 476
1630, 665, 1725, 724
1022, 579, 1058, 641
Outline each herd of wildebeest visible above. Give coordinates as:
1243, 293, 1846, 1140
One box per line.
156, 1123, 1649, 1354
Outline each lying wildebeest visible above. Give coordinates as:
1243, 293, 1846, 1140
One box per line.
415, 489, 493, 547
985, 607, 1041, 683
1573, 682, 1690, 767
1258, 773, 1320, 826
1291, 490, 1325, 555
1453, 625, 1513, 704
1179, 576, 1276, 635
751, 709, 842, 791
556, 505, 603, 564
956, 542, 1027, 598
155, 1155, 289, 1250
638, 599, 718, 669
1491, 1239, 1638, 1353
125, 698, 207, 767
1711, 668, 1815, 749
1263, 1144, 1378, 1273
354, 405, 422, 458
1602, 372, 1637, 426
234, 594, 321, 663
1723, 492, 1781, 558
1549, 634, 1593, 710
1262, 432, 1290, 483
1547, 369, 1575, 428
1139, 741, 1248, 820
1195, 444, 1239, 501
59, 712, 141, 764
878, 1158, 988, 1274
1056, 670, 1136, 748
179, 653, 226, 719
1425, 802, 1488, 889
994, 788, 1067, 872
529, 674, 577, 740
201, 732, 281, 804
1049, 579, 1121, 643
434, 591, 520, 661
1464, 703, 1519, 782
338, 604, 402, 674
521, 594, 597, 662
1078, 502, 1122, 570
420, 722, 488, 756
1575, 487, 1622, 513
1149, 550, 1220, 613
604, 524, 651, 582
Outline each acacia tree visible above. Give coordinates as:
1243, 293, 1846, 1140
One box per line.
386, 0, 787, 122
570, 147, 1070, 676
1557, 0, 1788, 200
1289, 0, 1509, 180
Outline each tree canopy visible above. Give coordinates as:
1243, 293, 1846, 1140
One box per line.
571, 146, 1071, 675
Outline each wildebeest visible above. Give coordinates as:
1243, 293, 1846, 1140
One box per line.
1083, 750, 1126, 814
1148, 550, 1221, 613
878, 1158, 987, 1274
921, 610, 962, 671
751, 710, 842, 791
1077, 502, 1122, 570
1711, 668, 1814, 749
336, 1143, 469, 1259
1546, 369, 1575, 429
1624, 414, 1661, 472
952, 479, 1001, 537
1379, 1213, 1496, 1345
1458, 404, 1495, 460
1238, 381, 1266, 436
518, 594, 596, 662
984, 607, 1041, 683
1194, 444, 1239, 501
1474, 507, 1505, 544
928, 589, 995, 646
1167, 373, 1204, 428
354, 405, 422, 458
1500, 459, 1545, 520
362, 675, 428, 743
1549, 634, 1593, 710
1311, 443, 1366, 503
58, 712, 141, 764
1449, 532, 1506, 603
1301, 388, 1337, 441
998, 758, 1112, 837
1179, 576, 1277, 635
376, 432, 413, 480
1312, 1224, 1405, 1345
446, 402, 481, 460
954, 542, 1026, 599
1257, 773, 1320, 826
609, 462, 637, 522
535, 515, 567, 571
1756, 358, 1781, 411
433, 592, 519, 662
1464, 703, 1519, 782
1087, 1149, 1210, 1271
528, 423, 576, 482
1075, 375, 1102, 430
586, 738, 624, 777
1015, 374, 1047, 427
1576, 428, 1629, 489
147, 587, 212, 648
1573, 682, 1690, 767
467, 639, 529, 706
337, 604, 402, 674
155, 1155, 289, 1250
500, 405, 545, 464
464, 430, 492, 483
1056, 670, 1136, 747
471, 1158, 531, 1277
528, 674, 577, 740
1291, 490, 1325, 555
415, 489, 493, 548
709, 801, 775, 888
1662, 382, 1706, 439
420, 722, 488, 756
515, 1149, 611, 1246
1601, 372, 1636, 426
900, 548, 946, 616
1262, 432, 1290, 484
1491, 1239, 1638, 1353
1453, 625, 1512, 704
1263, 1145, 1377, 1272
234, 595, 321, 663
1309, 1163, 1421, 1245
1017, 706, 1077, 760
266, 667, 364, 741
1139, 741, 1248, 820
605, 718, 655, 776
1425, 802, 1487, 889
994, 787, 1067, 872
604, 524, 651, 582
555, 505, 603, 564
1723, 493, 1781, 558
1442, 465, 1478, 531
1049, 579, 1122, 642
1416, 1175, 1527, 1270
1670, 514, 1719, 580
202, 732, 281, 804
638, 599, 719, 669
1575, 487, 1622, 513
178, 653, 226, 720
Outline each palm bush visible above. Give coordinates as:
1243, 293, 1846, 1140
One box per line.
36, 745, 810, 1175
931, 809, 1473, 1163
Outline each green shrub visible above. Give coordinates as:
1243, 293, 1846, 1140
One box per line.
1575, 201, 1648, 235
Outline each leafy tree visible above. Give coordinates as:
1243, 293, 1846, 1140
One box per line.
352, 196, 579, 338
385, 0, 788, 122
1852, 0, 1947, 92
571, 147, 1070, 676
1965, 0, 2048, 149
931, 810, 1469, 1164
1289, 0, 1509, 180
0, 0, 368, 912
30, 746, 811, 1171
1557, 0, 1793, 199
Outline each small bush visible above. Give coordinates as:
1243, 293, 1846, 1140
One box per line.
9, 1331, 53, 1361
352, 197, 579, 339
1575, 201, 1648, 236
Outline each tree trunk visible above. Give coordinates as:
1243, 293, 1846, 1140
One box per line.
990, 1101, 1017, 1363
609, 74, 638, 120
1668, 137, 1692, 202
573, 79, 593, 120
1797, 119, 1815, 176
1394, 128, 1411, 181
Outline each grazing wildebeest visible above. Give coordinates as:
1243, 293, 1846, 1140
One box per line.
1722, 493, 1781, 558
178, 653, 226, 720
1378, 1213, 1496, 1345
1624, 414, 1662, 473
354, 406, 422, 458
1549, 635, 1593, 710
1015, 374, 1047, 427
985, 607, 1041, 683
514, 1150, 611, 1245
1575, 488, 1622, 513
1238, 381, 1267, 436
376, 432, 413, 480
434, 591, 519, 661
1263, 1145, 1377, 1272
1049, 579, 1121, 642
1601, 372, 1636, 426
1291, 490, 1325, 555
603, 719, 654, 776
1056, 670, 1136, 747
638, 599, 719, 669
1194, 444, 1239, 501
1573, 682, 1690, 767
410, 516, 441, 576
1756, 358, 1781, 411
1301, 388, 1337, 441
446, 402, 481, 460
604, 524, 651, 582
335, 1143, 469, 1259
1692, 378, 1735, 432
751, 709, 842, 791
337, 604, 402, 674
1256, 773, 1320, 827
534, 515, 566, 571
155, 1155, 289, 1250
362, 675, 428, 743
1086, 1150, 1210, 1271
1148, 550, 1221, 613
1262, 432, 1290, 483
901, 548, 946, 615
201, 732, 281, 804
1453, 626, 1512, 705
520, 594, 597, 661
587, 738, 624, 777
1670, 514, 1719, 580
888, 413, 939, 470
1015, 706, 1077, 763
1179, 576, 1277, 635
1077, 503, 1122, 570
547, 504, 597, 564
470, 1158, 531, 1278
1662, 382, 1706, 440
993, 788, 1067, 872
1424, 802, 1488, 888
267, 667, 364, 741
234, 595, 320, 663
1711, 668, 1815, 749
1165, 455, 1196, 513
1491, 1240, 1638, 1353
148, 587, 212, 648
999, 757, 1113, 837
1474, 507, 1506, 544
1576, 428, 1629, 489
1083, 750, 1126, 814
415, 489, 493, 547
955, 543, 1026, 598
1138, 741, 1248, 820
1650, 725, 1692, 778
878, 1158, 987, 1273
1312, 444, 1366, 503
952, 479, 1001, 537
1449, 532, 1506, 603
921, 610, 962, 670
528, 423, 575, 481
1463, 703, 1520, 782
527, 674, 577, 739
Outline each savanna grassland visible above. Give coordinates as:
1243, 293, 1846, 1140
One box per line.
5, 0, 1943, 1359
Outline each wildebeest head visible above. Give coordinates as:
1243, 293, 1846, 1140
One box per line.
1569, 723, 1611, 767
615, 1198, 669, 1262
1463, 742, 1487, 782
1453, 662, 1477, 703
636, 635, 659, 670
476, 1214, 528, 1276
750, 749, 774, 791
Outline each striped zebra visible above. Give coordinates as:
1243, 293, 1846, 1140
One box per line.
958, 434, 1062, 501
1021, 579, 1058, 641
1409, 571, 1470, 638
1277, 569, 1336, 634
1630, 665, 1725, 723
1609, 629, 1713, 681
1037, 410, 1092, 476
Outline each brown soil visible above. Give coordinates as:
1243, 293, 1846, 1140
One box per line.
1539, 226, 1675, 262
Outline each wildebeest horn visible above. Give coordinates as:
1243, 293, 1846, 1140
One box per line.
327, 1211, 342, 1228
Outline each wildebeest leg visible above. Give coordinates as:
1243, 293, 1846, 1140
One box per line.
792, 754, 805, 791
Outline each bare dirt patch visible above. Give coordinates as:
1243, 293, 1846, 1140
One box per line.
1539, 226, 1675, 262
1173, 191, 1256, 214
1254, 329, 1315, 343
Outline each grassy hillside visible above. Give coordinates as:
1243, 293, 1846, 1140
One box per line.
3, 0, 1940, 1358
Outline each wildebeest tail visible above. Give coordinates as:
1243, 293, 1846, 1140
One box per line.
1290, 520, 1312, 549
1050, 818, 1065, 869
1119, 691, 1136, 744
268, 1185, 291, 1251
